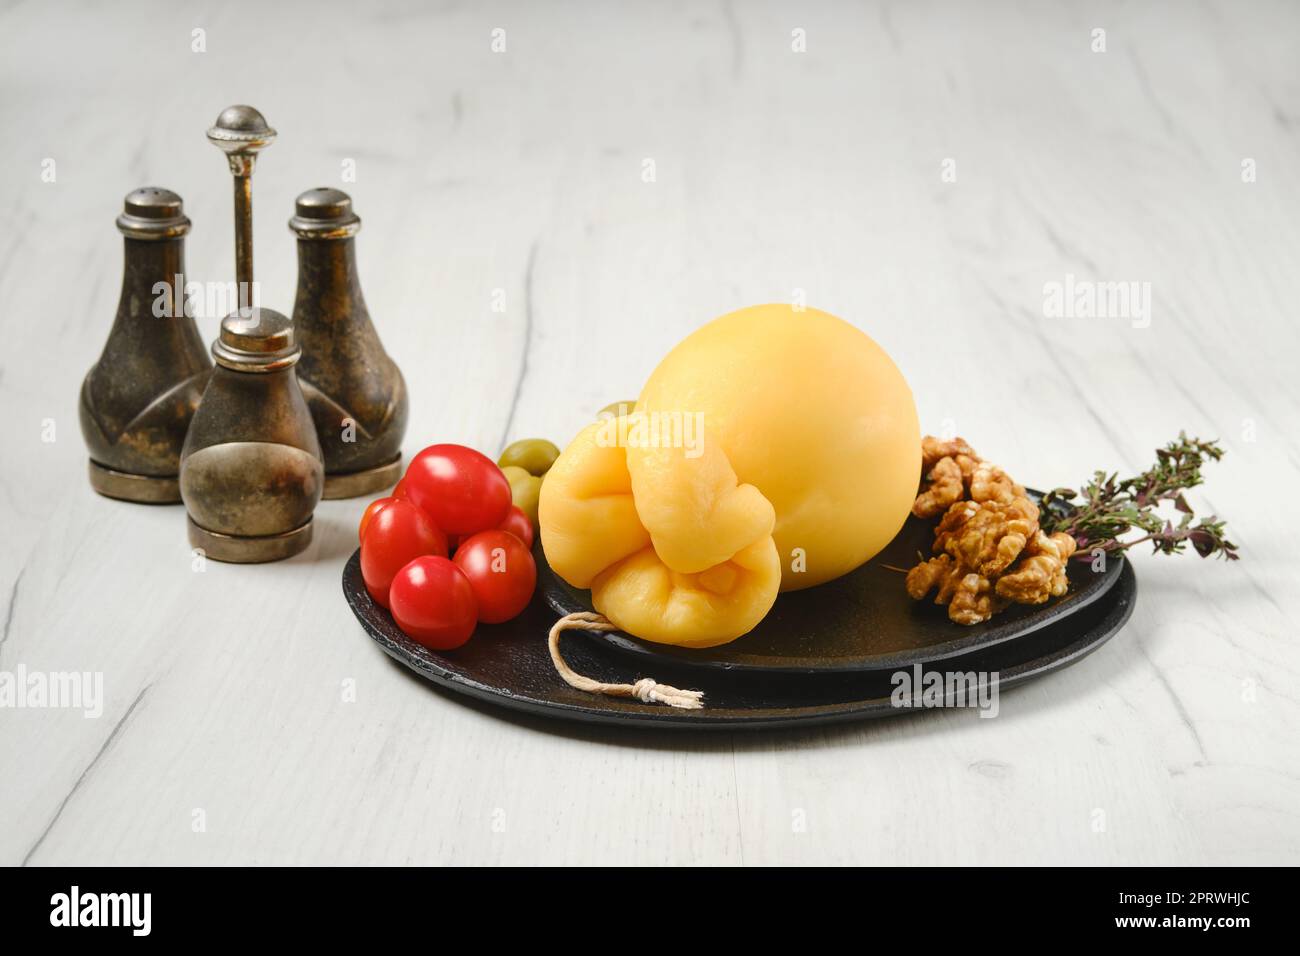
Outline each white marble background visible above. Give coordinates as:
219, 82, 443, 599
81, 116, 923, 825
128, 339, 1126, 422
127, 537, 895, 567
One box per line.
0, 0, 1296, 865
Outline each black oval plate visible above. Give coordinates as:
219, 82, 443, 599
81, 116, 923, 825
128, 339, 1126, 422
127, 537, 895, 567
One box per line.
343, 549, 1136, 731
542, 492, 1121, 674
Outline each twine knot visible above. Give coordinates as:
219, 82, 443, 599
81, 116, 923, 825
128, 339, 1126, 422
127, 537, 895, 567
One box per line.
547, 612, 705, 710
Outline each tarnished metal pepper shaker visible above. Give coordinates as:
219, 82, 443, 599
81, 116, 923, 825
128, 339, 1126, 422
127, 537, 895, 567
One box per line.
180, 308, 323, 562
79, 188, 211, 503
289, 188, 408, 498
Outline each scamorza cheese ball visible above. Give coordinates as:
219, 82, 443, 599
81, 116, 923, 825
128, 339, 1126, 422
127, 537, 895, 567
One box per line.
541, 304, 919, 647
637, 304, 920, 591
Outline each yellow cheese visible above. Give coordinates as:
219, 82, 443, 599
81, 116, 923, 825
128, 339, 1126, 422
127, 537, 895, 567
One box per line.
540, 304, 918, 646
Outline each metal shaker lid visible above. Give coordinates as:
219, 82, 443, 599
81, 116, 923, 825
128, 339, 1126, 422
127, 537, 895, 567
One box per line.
212, 307, 301, 372
116, 187, 191, 240
289, 187, 361, 239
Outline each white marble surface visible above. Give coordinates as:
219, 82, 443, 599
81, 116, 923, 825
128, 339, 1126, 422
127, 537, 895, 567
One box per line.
1, 0, 1297, 865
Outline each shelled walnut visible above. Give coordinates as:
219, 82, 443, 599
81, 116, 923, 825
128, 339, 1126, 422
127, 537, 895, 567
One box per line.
995, 531, 1077, 604
907, 436, 1076, 625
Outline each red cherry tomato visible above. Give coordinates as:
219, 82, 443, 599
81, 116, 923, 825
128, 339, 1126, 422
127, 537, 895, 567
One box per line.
497, 505, 534, 549
360, 500, 448, 608
404, 444, 512, 536
453, 530, 536, 624
358, 496, 397, 545
389, 556, 477, 650
392, 477, 409, 499
362, 493, 438, 543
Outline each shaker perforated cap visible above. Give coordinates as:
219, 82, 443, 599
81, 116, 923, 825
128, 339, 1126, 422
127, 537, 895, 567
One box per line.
117, 187, 191, 240
213, 307, 301, 372
289, 187, 361, 239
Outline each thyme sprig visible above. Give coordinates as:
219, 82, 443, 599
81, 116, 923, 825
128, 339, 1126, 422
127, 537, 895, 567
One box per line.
1040, 433, 1239, 561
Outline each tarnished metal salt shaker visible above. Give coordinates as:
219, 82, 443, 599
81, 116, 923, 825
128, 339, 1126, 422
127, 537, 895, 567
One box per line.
290, 188, 408, 498
79, 188, 211, 503
180, 308, 323, 562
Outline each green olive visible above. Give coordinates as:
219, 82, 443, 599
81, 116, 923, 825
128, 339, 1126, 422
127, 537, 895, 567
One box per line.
502, 465, 542, 528
500, 465, 531, 485
498, 438, 560, 477
598, 400, 637, 418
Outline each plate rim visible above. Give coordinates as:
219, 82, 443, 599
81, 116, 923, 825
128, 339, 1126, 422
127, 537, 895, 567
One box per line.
343, 550, 1137, 731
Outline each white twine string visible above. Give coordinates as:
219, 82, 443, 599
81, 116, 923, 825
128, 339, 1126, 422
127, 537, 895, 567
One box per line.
547, 612, 705, 710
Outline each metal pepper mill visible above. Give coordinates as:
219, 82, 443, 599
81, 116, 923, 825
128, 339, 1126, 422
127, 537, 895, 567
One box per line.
178, 105, 323, 562
79, 188, 212, 503
290, 187, 408, 498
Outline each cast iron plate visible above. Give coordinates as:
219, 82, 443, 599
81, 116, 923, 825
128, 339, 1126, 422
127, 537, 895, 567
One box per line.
542, 492, 1121, 674
343, 549, 1136, 730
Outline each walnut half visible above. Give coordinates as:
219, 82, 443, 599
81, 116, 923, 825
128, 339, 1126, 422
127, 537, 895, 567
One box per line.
995, 531, 1078, 605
